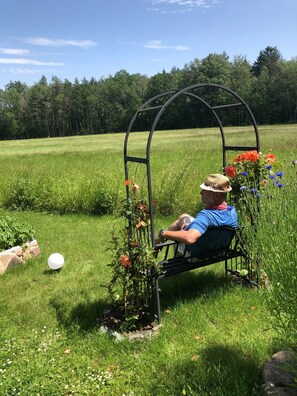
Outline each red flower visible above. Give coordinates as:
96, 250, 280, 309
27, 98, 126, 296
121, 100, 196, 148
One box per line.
124, 179, 131, 186
225, 165, 236, 179
120, 255, 132, 268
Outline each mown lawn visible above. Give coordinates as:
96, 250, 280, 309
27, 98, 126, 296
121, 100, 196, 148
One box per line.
0, 125, 296, 395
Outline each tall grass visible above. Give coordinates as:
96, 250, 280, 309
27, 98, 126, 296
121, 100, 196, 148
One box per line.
257, 163, 297, 345
1, 125, 296, 216
0, 125, 296, 394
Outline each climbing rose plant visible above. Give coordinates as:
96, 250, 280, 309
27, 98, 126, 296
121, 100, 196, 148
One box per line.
108, 180, 160, 330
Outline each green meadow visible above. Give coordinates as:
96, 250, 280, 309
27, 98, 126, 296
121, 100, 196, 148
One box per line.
0, 124, 296, 395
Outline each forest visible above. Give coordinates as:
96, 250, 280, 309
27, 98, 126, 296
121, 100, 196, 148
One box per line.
0, 46, 296, 140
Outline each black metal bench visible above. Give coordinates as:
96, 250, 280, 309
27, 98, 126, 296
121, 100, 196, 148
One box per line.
153, 227, 248, 322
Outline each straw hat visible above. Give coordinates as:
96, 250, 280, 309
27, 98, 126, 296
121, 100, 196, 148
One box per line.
200, 174, 232, 193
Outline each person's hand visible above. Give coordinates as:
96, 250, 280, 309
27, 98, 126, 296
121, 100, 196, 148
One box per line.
156, 229, 166, 244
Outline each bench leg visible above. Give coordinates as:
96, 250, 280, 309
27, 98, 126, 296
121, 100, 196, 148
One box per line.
155, 277, 161, 324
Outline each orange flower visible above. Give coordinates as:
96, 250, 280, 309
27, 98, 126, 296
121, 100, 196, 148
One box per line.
225, 165, 236, 179
235, 150, 259, 162
124, 179, 131, 186
264, 154, 276, 163
120, 255, 132, 268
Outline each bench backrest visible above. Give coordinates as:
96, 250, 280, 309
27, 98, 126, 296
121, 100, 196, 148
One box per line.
187, 227, 236, 259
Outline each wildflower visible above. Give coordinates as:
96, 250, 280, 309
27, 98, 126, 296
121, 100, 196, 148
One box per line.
225, 165, 236, 179
124, 180, 130, 186
276, 171, 284, 178
249, 188, 257, 194
265, 165, 272, 170
240, 171, 248, 176
132, 182, 139, 191
269, 174, 276, 179
240, 185, 247, 191
277, 183, 284, 188
120, 255, 132, 268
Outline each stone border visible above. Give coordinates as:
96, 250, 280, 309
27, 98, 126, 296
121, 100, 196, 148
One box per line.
0, 240, 41, 275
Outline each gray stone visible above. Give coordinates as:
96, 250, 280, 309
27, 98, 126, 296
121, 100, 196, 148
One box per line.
262, 351, 296, 396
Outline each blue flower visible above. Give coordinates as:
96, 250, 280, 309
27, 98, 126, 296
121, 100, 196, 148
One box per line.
269, 174, 276, 179
240, 171, 248, 176
277, 183, 284, 188
249, 188, 257, 194
265, 165, 272, 170
240, 186, 247, 191
276, 171, 284, 178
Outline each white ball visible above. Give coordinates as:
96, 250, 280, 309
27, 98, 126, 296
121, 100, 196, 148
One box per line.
48, 253, 64, 270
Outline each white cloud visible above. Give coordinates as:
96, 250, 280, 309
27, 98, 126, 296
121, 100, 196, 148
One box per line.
22, 37, 97, 49
145, 40, 189, 51
0, 67, 48, 75
0, 58, 64, 66
147, 0, 207, 7
146, 7, 191, 13
146, 0, 218, 12
0, 48, 30, 55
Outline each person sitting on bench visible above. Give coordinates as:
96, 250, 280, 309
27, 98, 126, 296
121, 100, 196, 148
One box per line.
157, 173, 238, 258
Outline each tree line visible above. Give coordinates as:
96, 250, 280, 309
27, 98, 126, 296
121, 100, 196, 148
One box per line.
0, 46, 296, 140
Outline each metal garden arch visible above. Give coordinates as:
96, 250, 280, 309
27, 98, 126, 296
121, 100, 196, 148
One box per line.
124, 83, 260, 248
124, 83, 260, 322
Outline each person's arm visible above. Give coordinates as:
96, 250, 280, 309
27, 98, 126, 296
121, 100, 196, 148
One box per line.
160, 228, 201, 245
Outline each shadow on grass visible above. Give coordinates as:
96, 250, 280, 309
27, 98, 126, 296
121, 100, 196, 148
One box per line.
157, 267, 232, 311
152, 344, 261, 396
50, 267, 232, 333
50, 297, 108, 332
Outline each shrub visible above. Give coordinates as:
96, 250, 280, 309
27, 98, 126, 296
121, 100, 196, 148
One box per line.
0, 216, 35, 250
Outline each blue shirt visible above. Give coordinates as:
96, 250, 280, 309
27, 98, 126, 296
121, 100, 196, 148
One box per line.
185, 206, 238, 258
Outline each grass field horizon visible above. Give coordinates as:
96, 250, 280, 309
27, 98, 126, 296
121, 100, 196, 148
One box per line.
0, 124, 296, 395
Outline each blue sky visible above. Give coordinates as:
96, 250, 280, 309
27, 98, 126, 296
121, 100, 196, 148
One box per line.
0, 0, 296, 88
